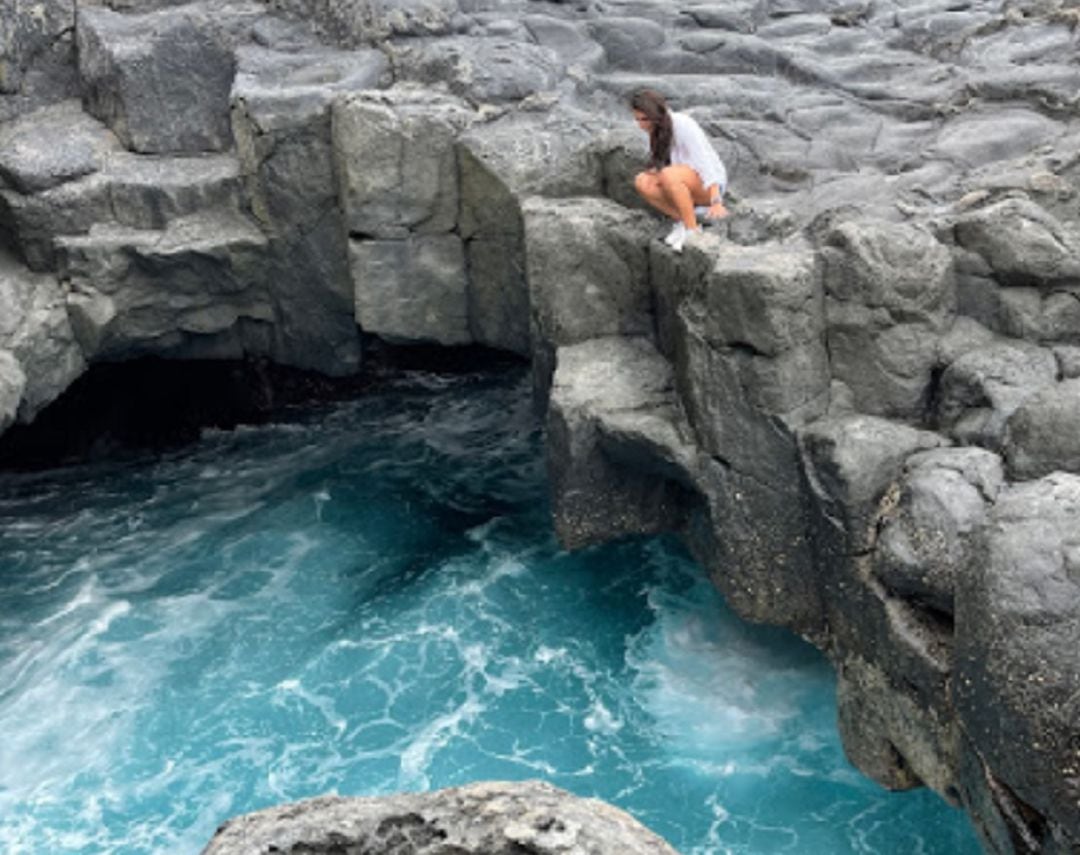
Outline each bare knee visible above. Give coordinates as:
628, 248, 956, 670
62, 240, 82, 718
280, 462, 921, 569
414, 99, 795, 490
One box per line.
657, 166, 681, 190
633, 172, 654, 197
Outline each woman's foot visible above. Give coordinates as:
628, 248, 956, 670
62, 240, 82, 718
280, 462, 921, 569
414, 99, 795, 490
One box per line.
669, 225, 702, 253
664, 221, 686, 247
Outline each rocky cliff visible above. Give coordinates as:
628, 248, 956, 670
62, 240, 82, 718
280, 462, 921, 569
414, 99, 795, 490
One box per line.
3, 0, 1080, 851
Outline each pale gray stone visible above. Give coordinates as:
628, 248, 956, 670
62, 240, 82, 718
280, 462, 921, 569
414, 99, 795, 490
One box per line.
548, 335, 695, 549
0, 350, 27, 432
389, 36, 564, 103
203, 780, 680, 855
935, 340, 1059, 450
0, 0, 74, 94
77, 5, 237, 153
954, 196, 1080, 285
0, 251, 86, 420
1005, 379, 1080, 480
351, 234, 470, 346
333, 87, 474, 238
0, 100, 119, 193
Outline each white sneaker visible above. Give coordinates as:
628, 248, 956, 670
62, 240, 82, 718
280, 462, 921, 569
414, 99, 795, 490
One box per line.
663, 222, 686, 247
669, 225, 702, 253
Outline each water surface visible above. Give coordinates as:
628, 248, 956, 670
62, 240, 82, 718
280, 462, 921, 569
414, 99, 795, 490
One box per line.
0, 370, 980, 854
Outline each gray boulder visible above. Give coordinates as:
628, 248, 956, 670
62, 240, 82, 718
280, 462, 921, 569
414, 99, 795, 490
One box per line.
0, 100, 120, 194
953, 196, 1080, 286
333, 87, 475, 238
350, 234, 470, 345
267, 0, 461, 46
547, 336, 694, 549
56, 211, 272, 361
231, 44, 389, 374
800, 414, 947, 556
873, 446, 1004, 614
935, 340, 1058, 450
389, 36, 564, 104
524, 197, 654, 349
1004, 378, 1080, 481
0, 350, 25, 432
0, 0, 75, 95
955, 474, 1080, 843
202, 780, 680, 855
77, 5, 237, 153
820, 219, 955, 420
0, 251, 85, 420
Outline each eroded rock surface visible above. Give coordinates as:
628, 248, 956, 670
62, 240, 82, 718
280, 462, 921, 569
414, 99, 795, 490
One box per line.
202, 780, 681, 855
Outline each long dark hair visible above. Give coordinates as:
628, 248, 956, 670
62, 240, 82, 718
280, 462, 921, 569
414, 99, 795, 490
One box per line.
631, 89, 673, 170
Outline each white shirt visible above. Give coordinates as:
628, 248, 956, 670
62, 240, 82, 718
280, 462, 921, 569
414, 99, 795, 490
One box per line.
670, 111, 728, 194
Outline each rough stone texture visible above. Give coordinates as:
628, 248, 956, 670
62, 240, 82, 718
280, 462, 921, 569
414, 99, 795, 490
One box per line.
954, 196, 1080, 287
265, 0, 461, 46
820, 219, 955, 420
351, 234, 470, 345
0, 350, 25, 432
0, 100, 119, 194
0, 0, 75, 95
77, 5, 237, 153
333, 87, 474, 238
203, 780, 681, 855
389, 37, 565, 104
230, 44, 389, 374
0, 251, 85, 421
1004, 378, 1080, 481
955, 474, 1080, 844
56, 212, 272, 361
3, 0, 1080, 849
935, 340, 1059, 451
548, 336, 695, 550
873, 446, 1004, 615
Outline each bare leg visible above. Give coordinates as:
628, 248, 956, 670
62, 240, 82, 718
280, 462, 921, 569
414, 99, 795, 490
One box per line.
634, 172, 681, 220
658, 166, 699, 229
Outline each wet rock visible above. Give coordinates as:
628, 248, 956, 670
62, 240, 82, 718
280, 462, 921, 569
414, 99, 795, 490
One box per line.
202, 779, 681, 855
955, 474, 1080, 844
77, 5, 236, 153
1004, 378, 1080, 480
935, 340, 1058, 450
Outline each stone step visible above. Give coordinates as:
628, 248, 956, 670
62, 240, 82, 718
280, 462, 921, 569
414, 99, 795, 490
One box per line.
1, 146, 247, 271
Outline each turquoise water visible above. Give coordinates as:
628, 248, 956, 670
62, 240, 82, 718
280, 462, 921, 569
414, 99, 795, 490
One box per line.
0, 370, 981, 854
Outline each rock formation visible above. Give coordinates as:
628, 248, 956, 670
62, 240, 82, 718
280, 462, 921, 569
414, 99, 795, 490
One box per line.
201, 779, 681, 854
3, 0, 1080, 851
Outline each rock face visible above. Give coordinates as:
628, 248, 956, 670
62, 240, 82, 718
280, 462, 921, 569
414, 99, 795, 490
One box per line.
201, 780, 681, 855
4, 0, 1080, 852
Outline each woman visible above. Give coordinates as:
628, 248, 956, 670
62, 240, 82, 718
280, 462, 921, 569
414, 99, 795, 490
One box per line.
631, 90, 728, 253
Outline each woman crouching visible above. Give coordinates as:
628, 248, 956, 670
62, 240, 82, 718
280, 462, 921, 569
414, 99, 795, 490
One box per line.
631, 89, 728, 253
